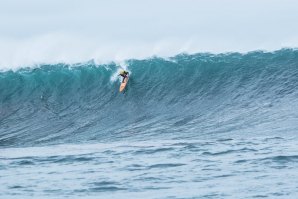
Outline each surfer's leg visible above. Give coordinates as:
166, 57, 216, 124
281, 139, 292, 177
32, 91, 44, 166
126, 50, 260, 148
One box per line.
122, 75, 128, 83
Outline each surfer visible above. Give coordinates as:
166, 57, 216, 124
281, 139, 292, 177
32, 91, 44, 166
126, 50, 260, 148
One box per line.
119, 70, 129, 83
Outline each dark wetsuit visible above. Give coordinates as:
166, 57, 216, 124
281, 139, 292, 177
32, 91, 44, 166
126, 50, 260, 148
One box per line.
120, 71, 129, 83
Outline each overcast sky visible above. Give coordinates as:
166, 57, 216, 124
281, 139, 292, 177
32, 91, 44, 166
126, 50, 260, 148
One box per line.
0, 0, 298, 67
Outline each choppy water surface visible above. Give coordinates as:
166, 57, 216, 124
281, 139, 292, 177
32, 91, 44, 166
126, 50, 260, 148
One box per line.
1, 136, 298, 198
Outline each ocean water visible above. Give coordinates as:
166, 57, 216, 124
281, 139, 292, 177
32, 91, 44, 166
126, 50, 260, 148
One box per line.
1, 49, 298, 198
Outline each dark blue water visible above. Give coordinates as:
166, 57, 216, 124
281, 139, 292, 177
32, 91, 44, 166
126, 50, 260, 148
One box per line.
1, 49, 298, 198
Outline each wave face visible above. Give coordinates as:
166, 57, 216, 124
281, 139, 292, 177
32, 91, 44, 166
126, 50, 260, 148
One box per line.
1, 49, 298, 147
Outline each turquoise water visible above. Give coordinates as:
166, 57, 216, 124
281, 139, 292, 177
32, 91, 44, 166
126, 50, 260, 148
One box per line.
1, 49, 298, 198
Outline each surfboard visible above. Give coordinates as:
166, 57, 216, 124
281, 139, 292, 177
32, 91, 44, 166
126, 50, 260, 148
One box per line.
119, 76, 129, 92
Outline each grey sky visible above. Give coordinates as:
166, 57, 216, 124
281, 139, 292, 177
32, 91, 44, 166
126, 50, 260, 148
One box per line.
0, 0, 298, 67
